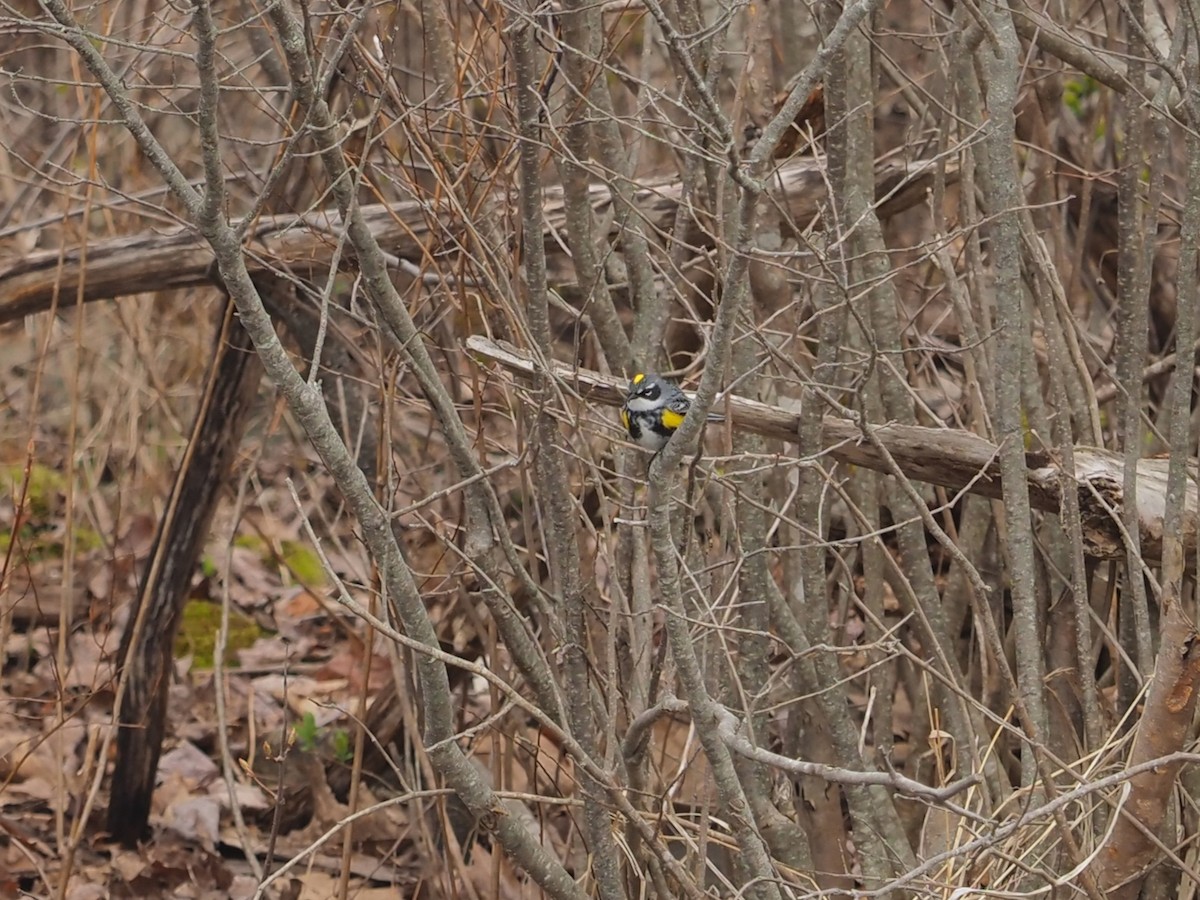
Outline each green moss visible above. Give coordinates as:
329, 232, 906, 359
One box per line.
0, 523, 101, 561
2, 463, 67, 517
174, 599, 262, 668
281, 540, 326, 586
0, 463, 83, 559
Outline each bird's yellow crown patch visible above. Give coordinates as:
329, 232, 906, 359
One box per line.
632, 373, 646, 384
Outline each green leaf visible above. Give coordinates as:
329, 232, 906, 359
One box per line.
294, 712, 319, 753
332, 729, 353, 764
174, 600, 263, 668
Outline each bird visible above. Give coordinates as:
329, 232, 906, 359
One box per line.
619, 372, 721, 456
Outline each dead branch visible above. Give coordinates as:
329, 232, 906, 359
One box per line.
466, 336, 1199, 564
0, 156, 951, 324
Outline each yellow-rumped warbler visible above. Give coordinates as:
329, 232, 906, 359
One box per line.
619, 372, 721, 454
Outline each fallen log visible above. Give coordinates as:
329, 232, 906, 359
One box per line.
0, 156, 951, 324
466, 335, 1198, 564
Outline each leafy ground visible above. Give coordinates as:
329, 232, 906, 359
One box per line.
0, 304, 467, 898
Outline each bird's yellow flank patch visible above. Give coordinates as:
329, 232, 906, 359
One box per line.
620, 409, 631, 430
661, 408, 685, 430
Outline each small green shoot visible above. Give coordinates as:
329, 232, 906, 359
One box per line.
294, 712, 320, 753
